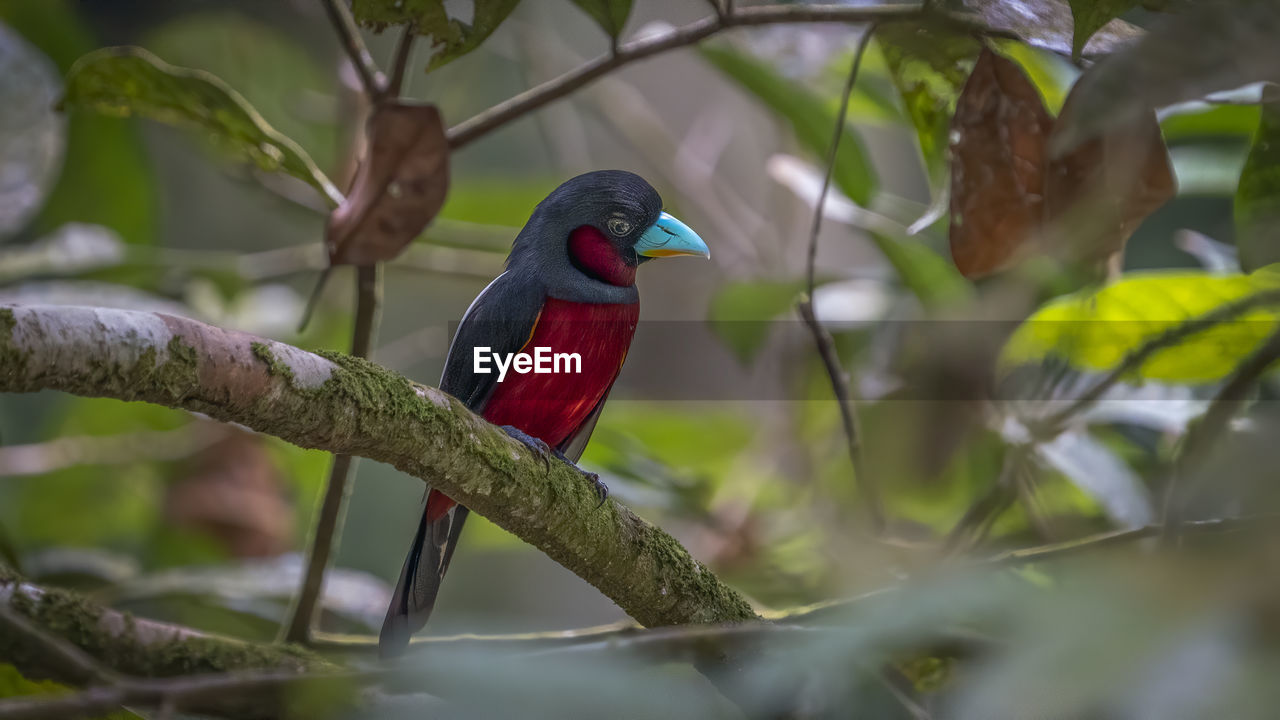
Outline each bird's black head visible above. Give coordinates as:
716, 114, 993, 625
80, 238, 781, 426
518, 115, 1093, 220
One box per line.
508, 170, 709, 300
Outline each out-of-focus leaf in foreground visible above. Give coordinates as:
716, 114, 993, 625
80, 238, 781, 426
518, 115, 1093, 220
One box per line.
1235, 103, 1280, 272
949, 47, 1054, 278
61, 46, 341, 205
1051, 1, 1280, 155
327, 102, 450, 266
570, 0, 634, 39
0, 21, 65, 239
700, 43, 878, 206
98, 555, 391, 633
1002, 267, 1280, 382
352, 0, 521, 72
1044, 87, 1175, 268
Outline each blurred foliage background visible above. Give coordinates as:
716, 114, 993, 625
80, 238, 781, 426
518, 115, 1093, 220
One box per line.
3, 0, 1280, 717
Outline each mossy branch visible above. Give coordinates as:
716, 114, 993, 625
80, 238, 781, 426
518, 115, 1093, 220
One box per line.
0, 304, 757, 630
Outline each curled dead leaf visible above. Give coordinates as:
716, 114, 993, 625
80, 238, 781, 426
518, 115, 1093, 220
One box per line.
949, 47, 1054, 279
326, 101, 450, 266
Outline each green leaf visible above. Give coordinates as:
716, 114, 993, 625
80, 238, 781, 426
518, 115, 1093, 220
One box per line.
570, 0, 634, 38
877, 20, 980, 178
700, 43, 878, 206
1002, 267, 1280, 382
143, 12, 341, 177
1067, 0, 1139, 62
61, 46, 340, 205
1161, 103, 1260, 143
870, 231, 972, 307
1235, 102, 1280, 271
352, 0, 521, 72
708, 280, 806, 364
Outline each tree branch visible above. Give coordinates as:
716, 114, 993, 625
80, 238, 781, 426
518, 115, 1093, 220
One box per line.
322, 0, 385, 97
0, 573, 334, 719
446, 3, 947, 151
0, 304, 757, 630
796, 25, 885, 535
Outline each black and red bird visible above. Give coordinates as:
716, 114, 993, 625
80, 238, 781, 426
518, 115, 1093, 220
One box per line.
379, 170, 709, 655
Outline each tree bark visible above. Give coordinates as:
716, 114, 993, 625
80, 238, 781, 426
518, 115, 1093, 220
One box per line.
0, 304, 757, 630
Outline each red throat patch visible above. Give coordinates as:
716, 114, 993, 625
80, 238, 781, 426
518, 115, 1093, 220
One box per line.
567, 225, 636, 287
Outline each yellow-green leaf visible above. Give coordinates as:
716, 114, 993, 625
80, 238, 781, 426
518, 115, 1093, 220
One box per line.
61, 46, 340, 205
1003, 267, 1280, 382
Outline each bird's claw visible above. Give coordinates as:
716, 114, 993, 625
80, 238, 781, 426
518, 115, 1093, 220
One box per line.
551, 447, 608, 507
584, 472, 609, 508
501, 425, 551, 471
501, 426, 608, 508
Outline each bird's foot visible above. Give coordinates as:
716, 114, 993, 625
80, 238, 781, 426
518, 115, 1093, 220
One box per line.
499, 426, 608, 507
550, 447, 609, 508
501, 425, 551, 472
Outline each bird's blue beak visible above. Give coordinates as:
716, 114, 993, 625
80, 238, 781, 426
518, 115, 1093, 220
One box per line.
635, 212, 710, 259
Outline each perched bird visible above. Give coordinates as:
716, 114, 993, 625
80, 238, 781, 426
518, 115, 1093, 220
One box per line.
379, 170, 709, 655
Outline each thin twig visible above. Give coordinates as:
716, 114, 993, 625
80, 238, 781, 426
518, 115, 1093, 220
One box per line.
1033, 288, 1280, 434
446, 3, 957, 151
386, 23, 418, 98
1161, 325, 1280, 544
283, 265, 383, 643
982, 514, 1280, 566
796, 26, 884, 535
321, 0, 385, 97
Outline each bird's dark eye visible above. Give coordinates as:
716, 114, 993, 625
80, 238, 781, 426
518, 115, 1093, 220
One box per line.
606, 217, 632, 237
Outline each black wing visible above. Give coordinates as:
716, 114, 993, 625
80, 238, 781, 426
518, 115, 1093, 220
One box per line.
440, 271, 547, 412
379, 272, 546, 657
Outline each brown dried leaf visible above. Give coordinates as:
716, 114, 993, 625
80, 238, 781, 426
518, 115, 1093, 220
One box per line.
326, 102, 450, 266
949, 47, 1055, 279
1045, 77, 1176, 267
165, 428, 294, 558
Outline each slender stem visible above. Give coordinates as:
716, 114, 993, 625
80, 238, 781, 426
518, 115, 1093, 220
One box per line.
1161, 325, 1280, 543
944, 448, 1023, 553
321, 0, 385, 97
983, 514, 1280, 566
386, 23, 418, 98
796, 26, 884, 535
447, 3, 936, 150
282, 265, 383, 643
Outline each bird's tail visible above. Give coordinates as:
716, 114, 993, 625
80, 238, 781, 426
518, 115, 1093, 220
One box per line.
379, 488, 469, 657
